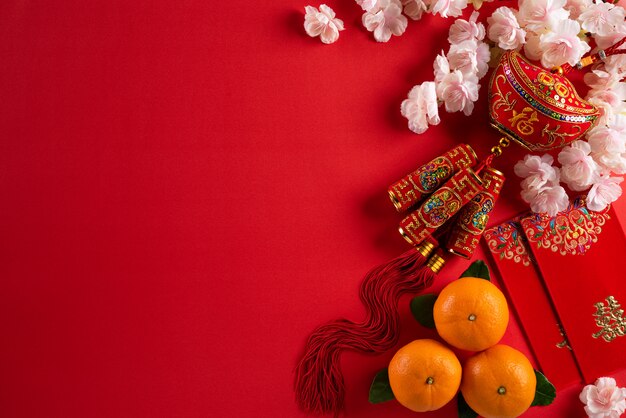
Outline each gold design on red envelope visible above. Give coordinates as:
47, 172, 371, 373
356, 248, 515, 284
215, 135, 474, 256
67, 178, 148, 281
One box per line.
522, 197, 610, 256
556, 324, 572, 350
484, 220, 531, 266
592, 296, 625, 343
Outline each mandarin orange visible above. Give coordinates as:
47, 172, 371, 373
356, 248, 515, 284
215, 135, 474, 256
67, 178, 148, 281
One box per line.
388, 339, 462, 412
461, 344, 537, 418
433, 277, 509, 351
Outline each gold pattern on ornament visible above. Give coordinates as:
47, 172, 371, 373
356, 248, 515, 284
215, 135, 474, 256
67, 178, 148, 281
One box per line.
592, 296, 625, 343
541, 124, 582, 148
491, 74, 517, 115
509, 107, 539, 135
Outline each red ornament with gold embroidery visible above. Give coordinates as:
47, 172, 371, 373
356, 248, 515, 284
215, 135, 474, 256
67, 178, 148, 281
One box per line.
488, 51, 600, 152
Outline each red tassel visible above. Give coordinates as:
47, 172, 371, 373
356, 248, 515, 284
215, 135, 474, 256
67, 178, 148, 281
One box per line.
294, 246, 440, 416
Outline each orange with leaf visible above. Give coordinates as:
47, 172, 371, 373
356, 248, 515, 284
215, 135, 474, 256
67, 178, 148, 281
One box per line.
433, 276, 509, 352
461, 344, 537, 418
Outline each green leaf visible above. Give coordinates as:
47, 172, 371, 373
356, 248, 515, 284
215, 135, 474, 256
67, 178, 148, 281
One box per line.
369, 369, 395, 404
458, 392, 478, 418
460, 260, 491, 281
497, 243, 506, 250
410, 293, 437, 329
531, 370, 556, 406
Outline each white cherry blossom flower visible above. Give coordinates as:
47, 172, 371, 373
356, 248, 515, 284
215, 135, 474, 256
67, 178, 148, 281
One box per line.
487, 7, 526, 50
362, 0, 408, 42
586, 175, 624, 211
402, 0, 429, 20
304, 5, 345, 44
579, 0, 626, 36
436, 70, 479, 115
521, 182, 569, 216
430, 0, 468, 18
539, 19, 590, 69
558, 140, 601, 191
448, 11, 485, 45
518, 0, 570, 33
401, 82, 441, 134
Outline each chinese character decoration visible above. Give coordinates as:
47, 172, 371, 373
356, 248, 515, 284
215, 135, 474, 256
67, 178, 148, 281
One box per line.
592, 296, 625, 343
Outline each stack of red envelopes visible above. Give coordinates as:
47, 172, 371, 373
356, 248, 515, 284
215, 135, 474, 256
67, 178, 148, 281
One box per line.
485, 198, 626, 389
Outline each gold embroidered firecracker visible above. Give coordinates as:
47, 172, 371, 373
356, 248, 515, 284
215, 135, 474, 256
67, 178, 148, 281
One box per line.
388, 144, 477, 212
446, 167, 505, 259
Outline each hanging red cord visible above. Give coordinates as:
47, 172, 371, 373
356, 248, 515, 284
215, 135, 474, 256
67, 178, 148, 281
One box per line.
554, 36, 626, 75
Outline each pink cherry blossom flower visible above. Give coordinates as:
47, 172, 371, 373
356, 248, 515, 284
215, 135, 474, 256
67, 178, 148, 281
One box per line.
304, 5, 345, 44
487, 7, 526, 50
580, 378, 626, 417
401, 82, 441, 134
430, 0, 468, 18
518, 0, 570, 33
514, 154, 559, 189
523, 32, 543, 61
475, 42, 490, 78
362, 0, 408, 42
447, 39, 480, 76
584, 69, 622, 92
402, 0, 429, 20
587, 175, 624, 212
604, 55, 626, 79
579, 1, 625, 37
594, 21, 626, 49
448, 11, 485, 45
588, 119, 626, 174
434, 52, 450, 83
436, 70, 479, 115
356, 0, 379, 11
521, 182, 569, 216
587, 86, 626, 127
565, 0, 592, 20
587, 124, 626, 156
558, 140, 601, 191
447, 40, 490, 78
539, 19, 591, 69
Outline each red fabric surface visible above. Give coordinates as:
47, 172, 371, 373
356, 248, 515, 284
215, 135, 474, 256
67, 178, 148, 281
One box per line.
1, 1, 625, 418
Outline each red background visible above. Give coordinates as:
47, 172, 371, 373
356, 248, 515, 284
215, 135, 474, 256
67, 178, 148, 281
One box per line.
1, 1, 625, 417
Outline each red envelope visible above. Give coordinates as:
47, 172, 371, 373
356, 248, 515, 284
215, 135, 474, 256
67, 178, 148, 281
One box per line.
485, 219, 581, 389
519, 199, 626, 382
